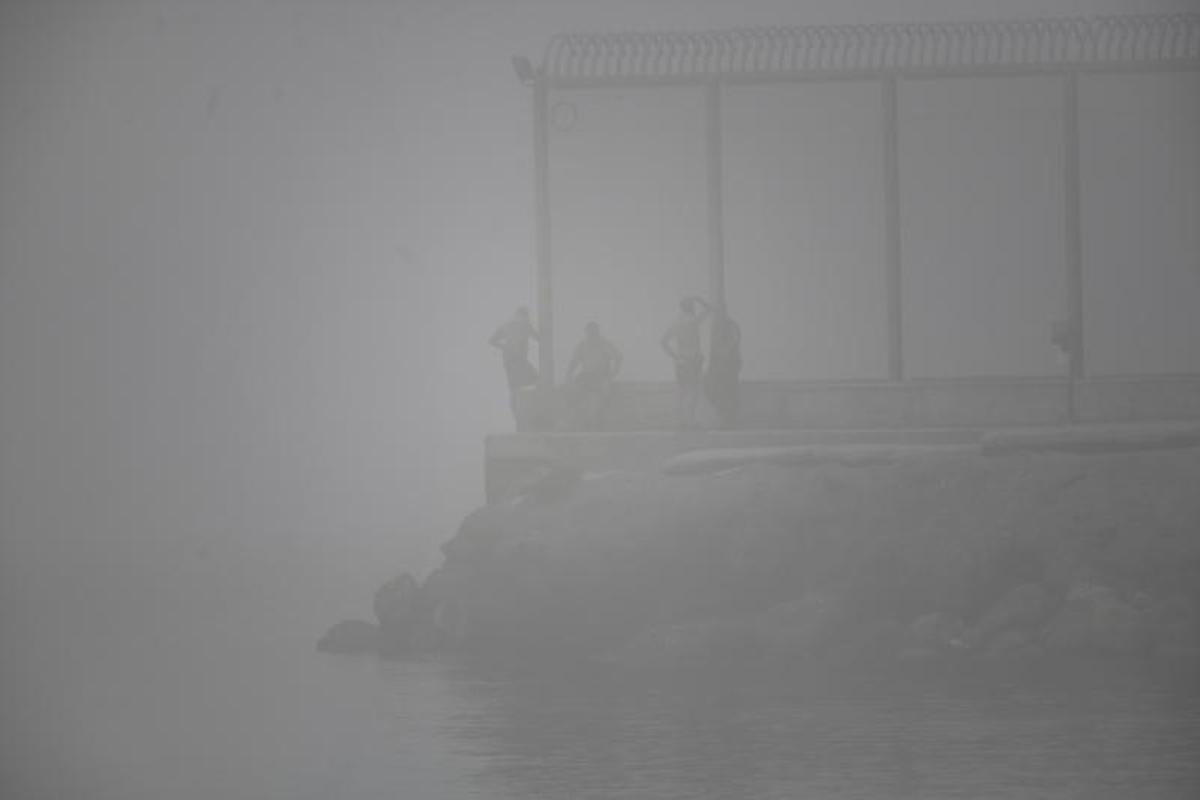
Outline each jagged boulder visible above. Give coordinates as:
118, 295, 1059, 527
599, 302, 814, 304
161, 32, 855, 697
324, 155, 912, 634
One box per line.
406, 446, 1200, 667
420, 565, 471, 646
897, 646, 940, 664
970, 583, 1052, 646
317, 620, 380, 654
373, 572, 422, 657
755, 593, 846, 654
373, 572, 418, 626
827, 617, 908, 666
1145, 593, 1199, 655
440, 508, 507, 564
910, 611, 966, 650
606, 618, 760, 669
983, 629, 1044, 664
1042, 582, 1150, 654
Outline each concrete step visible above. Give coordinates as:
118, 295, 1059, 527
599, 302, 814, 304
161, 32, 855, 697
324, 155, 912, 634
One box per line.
487, 426, 985, 462
484, 421, 1200, 501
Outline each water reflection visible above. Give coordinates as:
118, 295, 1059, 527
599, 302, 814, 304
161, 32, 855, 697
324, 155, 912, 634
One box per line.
432, 660, 1200, 800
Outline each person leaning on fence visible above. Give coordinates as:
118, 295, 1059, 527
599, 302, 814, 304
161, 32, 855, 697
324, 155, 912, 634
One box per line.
661, 295, 711, 429
489, 306, 539, 429
565, 321, 622, 430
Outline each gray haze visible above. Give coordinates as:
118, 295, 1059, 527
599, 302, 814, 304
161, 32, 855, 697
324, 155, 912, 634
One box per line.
0, 0, 1194, 798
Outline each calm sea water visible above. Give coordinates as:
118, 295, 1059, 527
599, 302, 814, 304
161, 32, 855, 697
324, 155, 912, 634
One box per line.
7, 591, 1199, 799
437, 658, 1200, 800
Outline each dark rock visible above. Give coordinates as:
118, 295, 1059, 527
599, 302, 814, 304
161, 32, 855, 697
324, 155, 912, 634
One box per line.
440, 507, 511, 564
971, 583, 1052, 646
317, 620, 379, 654
1146, 593, 1198, 652
518, 462, 582, 504
607, 618, 761, 669
373, 572, 418, 628
373, 572, 428, 657
910, 611, 965, 650
828, 618, 907, 666
983, 629, 1044, 664
987, 629, 1030, 652
411, 447, 1200, 667
1150, 620, 1199, 654
420, 565, 477, 648
1152, 645, 1200, 673
897, 646, 939, 664
755, 593, 845, 653
1042, 582, 1150, 654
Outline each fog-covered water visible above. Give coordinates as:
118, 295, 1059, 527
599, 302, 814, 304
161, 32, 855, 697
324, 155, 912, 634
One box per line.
446, 661, 1200, 800
8, 599, 1197, 800
4, 1, 1200, 797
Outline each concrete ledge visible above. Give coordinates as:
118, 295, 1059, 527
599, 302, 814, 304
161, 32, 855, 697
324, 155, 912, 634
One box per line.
486, 420, 1200, 503
586, 376, 1200, 431
484, 427, 981, 502
980, 422, 1200, 455
661, 443, 975, 475
1074, 376, 1200, 424
487, 427, 983, 467
486, 376, 1200, 502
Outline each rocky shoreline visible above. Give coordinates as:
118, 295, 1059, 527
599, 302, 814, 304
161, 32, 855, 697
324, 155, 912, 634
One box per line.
320, 443, 1200, 678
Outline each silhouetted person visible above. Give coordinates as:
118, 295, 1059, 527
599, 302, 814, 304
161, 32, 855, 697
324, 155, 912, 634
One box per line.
565, 321, 622, 430
661, 296, 711, 429
704, 304, 741, 429
490, 306, 539, 430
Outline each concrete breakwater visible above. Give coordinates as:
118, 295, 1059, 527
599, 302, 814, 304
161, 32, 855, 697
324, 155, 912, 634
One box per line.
323, 430, 1200, 675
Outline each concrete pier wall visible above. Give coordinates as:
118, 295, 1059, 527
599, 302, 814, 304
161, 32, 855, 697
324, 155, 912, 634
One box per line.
578, 376, 1200, 432
489, 376, 1200, 502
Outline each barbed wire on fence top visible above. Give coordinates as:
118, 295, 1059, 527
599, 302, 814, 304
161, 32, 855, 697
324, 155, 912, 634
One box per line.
541, 15, 1200, 79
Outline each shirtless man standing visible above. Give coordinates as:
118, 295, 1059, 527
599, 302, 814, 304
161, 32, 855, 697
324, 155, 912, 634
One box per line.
661, 296, 711, 429
489, 306, 539, 429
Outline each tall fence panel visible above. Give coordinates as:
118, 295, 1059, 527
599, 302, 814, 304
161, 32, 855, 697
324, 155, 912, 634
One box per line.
722, 81, 889, 381
898, 74, 1068, 378
546, 87, 709, 381
1080, 70, 1200, 377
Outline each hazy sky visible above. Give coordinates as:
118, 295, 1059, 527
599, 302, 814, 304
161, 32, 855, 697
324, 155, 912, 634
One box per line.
0, 1, 1193, 768
1, 0, 1195, 794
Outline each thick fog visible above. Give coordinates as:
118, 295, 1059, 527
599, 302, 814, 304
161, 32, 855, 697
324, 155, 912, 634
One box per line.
1, 1, 1195, 798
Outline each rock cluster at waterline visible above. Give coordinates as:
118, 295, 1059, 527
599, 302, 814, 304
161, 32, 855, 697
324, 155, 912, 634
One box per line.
321, 445, 1200, 672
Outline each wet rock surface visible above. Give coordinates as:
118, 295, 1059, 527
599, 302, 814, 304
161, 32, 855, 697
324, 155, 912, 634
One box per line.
971, 582, 1052, 646
324, 447, 1200, 671
911, 611, 966, 651
1042, 582, 1150, 655
316, 620, 380, 654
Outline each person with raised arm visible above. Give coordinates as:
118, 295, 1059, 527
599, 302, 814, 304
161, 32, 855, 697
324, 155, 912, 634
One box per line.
489, 306, 539, 430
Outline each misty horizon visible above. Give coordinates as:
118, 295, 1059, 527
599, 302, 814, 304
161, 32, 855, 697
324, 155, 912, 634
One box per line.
2, 1, 1198, 798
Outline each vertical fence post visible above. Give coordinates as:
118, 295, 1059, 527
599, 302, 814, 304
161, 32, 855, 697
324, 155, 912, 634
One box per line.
533, 78, 554, 406
1064, 69, 1083, 423
883, 74, 904, 382
705, 79, 726, 310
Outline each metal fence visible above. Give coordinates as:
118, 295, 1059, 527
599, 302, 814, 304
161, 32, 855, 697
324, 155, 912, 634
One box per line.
542, 15, 1200, 80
